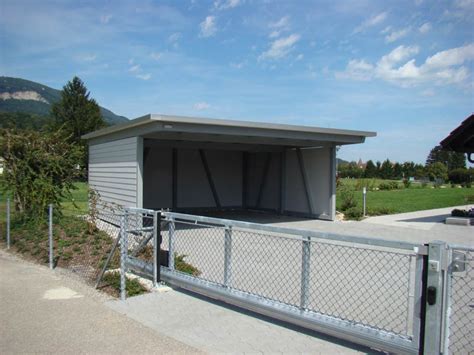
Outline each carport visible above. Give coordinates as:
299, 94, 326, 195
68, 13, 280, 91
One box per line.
83, 114, 375, 221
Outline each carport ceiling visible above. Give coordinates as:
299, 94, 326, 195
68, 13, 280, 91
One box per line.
83, 114, 376, 147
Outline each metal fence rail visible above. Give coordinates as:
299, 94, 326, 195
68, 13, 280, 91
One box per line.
156, 211, 425, 354
444, 246, 474, 355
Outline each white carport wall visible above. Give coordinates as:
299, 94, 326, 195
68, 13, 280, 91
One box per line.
83, 114, 375, 221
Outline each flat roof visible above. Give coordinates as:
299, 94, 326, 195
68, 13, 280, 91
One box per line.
82, 114, 376, 146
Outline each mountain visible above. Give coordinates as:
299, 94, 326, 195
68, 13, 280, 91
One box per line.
0, 76, 128, 125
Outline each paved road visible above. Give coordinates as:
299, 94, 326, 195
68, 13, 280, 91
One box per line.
0, 250, 199, 354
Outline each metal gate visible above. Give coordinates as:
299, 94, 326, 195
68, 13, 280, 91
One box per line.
442, 246, 473, 354
116, 208, 472, 354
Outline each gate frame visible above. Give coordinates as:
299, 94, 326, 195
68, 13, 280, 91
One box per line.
117, 209, 472, 355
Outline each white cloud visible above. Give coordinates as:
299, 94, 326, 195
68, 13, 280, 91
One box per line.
421, 89, 435, 96
150, 52, 162, 60
194, 102, 210, 110
214, 0, 241, 10
129, 64, 140, 72
136, 73, 151, 80
335, 59, 374, 80
385, 27, 410, 43
455, 0, 474, 9
199, 16, 217, 38
77, 53, 97, 62
259, 33, 300, 60
419, 22, 432, 34
380, 26, 392, 34
354, 12, 388, 33
230, 61, 245, 69
336, 43, 474, 86
270, 16, 290, 29
168, 32, 181, 43
268, 16, 290, 38
424, 44, 474, 69
100, 14, 112, 24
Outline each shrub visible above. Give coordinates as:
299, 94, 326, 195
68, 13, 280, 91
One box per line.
448, 168, 472, 184
378, 181, 400, 190
368, 207, 394, 216
1, 129, 83, 221
344, 207, 363, 220
403, 179, 411, 188
339, 185, 358, 211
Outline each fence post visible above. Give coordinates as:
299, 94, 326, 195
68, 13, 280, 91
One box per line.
362, 187, 367, 217
155, 211, 162, 285
49, 204, 53, 269
168, 216, 175, 270
300, 236, 311, 309
6, 197, 10, 249
120, 212, 128, 301
224, 226, 232, 287
153, 211, 158, 287
421, 241, 447, 354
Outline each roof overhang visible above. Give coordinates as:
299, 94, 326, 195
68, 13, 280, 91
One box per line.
82, 114, 376, 147
440, 114, 474, 154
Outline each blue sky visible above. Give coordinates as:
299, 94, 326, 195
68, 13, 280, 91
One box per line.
1, 0, 473, 163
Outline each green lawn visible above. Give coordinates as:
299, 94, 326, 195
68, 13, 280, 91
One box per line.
336, 185, 474, 215
1, 179, 473, 219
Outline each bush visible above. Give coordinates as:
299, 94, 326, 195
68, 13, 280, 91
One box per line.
403, 179, 411, 188
339, 185, 358, 211
1, 129, 83, 221
448, 168, 472, 184
368, 207, 394, 216
378, 181, 400, 190
344, 207, 363, 220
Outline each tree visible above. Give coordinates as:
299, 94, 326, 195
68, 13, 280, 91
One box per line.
426, 145, 466, 171
402, 161, 416, 178
51, 76, 105, 144
1, 129, 83, 220
426, 162, 448, 182
379, 159, 394, 179
392, 162, 403, 179
364, 160, 377, 178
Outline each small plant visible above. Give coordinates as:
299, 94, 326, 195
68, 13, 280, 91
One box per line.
339, 185, 358, 211
403, 179, 411, 188
175, 254, 201, 276
344, 207, 363, 220
102, 271, 147, 297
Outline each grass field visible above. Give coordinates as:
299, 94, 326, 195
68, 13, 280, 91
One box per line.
1, 180, 473, 219
336, 178, 474, 215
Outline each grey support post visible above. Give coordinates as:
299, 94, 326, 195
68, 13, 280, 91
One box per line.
49, 204, 53, 269
422, 241, 447, 354
120, 213, 128, 301
224, 226, 233, 287
153, 211, 158, 287
300, 236, 311, 309
6, 197, 10, 249
168, 217, 175, 270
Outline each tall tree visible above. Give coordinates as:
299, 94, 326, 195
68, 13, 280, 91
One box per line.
364, 160, 377, 178
51, 76, 105, 144
392, 162, 403, 179
426, 145, 466, 171
380, 159, 394, 179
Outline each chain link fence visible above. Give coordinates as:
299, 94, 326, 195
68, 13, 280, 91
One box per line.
159, 212, 421, 344
445, 247, 474, 355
